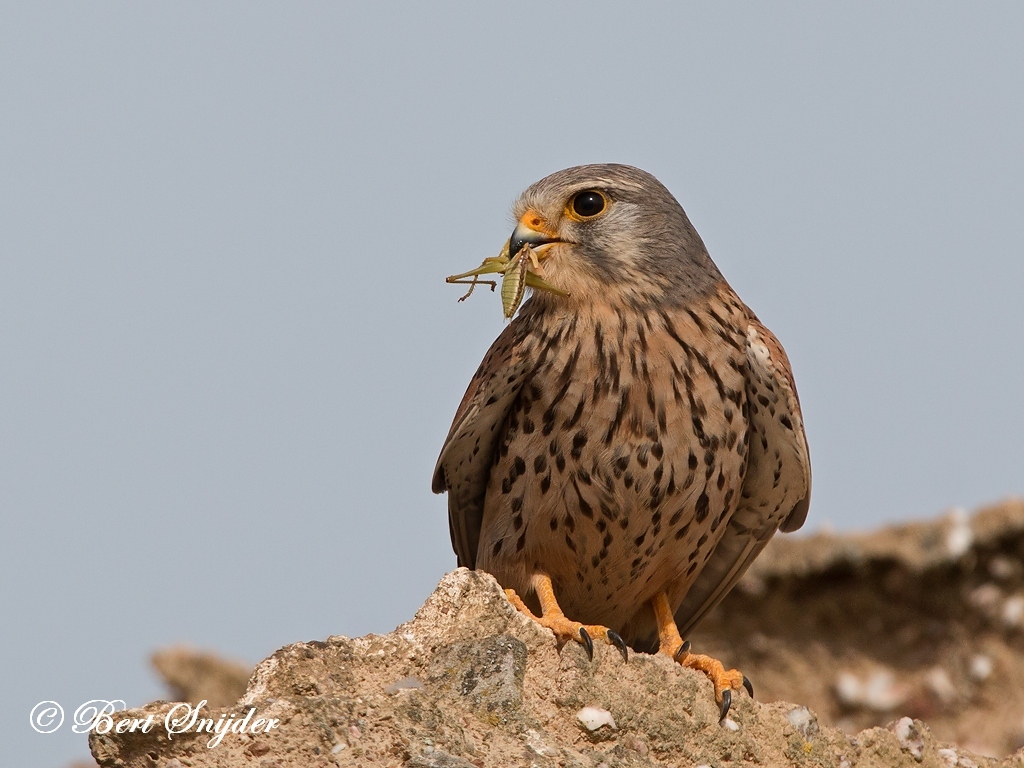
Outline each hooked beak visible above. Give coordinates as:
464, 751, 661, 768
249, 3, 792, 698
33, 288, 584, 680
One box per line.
509, 210, 561, 259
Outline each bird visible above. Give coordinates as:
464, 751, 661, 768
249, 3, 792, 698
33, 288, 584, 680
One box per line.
432, 164, 811, 719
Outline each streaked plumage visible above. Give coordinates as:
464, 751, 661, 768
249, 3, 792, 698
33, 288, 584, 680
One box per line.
433, 164, 810, 705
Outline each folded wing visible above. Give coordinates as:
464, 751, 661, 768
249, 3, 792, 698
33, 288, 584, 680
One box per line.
674, 318, 811, 636
432, 321, 533, 568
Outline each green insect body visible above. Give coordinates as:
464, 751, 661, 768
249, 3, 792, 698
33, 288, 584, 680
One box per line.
499, 248, 530, 319
446, 241, 568, 319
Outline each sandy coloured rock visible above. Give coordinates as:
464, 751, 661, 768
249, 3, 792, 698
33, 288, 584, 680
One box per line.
90, 555, 1024, 767
150, 646, 252, 709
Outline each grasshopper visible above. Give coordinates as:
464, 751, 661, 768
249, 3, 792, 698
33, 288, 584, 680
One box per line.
446, 241, 568, 319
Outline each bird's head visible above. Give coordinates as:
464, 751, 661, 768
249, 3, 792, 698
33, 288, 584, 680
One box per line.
508, 164, 723, 312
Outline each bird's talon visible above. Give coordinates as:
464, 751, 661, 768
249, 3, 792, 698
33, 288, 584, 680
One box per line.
743, 675, 754, 698
719, 689, 732, 722
673, 640, 691, 662
505, 581, 623, 661
607, 630, 628, 662
579, 626, 594, 660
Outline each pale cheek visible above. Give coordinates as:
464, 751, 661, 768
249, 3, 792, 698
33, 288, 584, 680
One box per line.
543, 258, 607, 299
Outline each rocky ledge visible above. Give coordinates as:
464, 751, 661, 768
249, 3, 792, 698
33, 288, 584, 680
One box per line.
90, 565, 1018, 768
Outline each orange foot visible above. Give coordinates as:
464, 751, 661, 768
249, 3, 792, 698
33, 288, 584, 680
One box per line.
504, 575, 628, 662
652, 592, 752, 720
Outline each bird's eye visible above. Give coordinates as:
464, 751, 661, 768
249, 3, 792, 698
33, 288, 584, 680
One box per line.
570, 190, 607, 219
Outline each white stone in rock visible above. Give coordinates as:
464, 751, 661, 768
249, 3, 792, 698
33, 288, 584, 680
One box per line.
525, 729, 556, 756
384, 676, 423, 694
576, 706, 616, 731
893, 717, 924, 760
787, 705, 814, 730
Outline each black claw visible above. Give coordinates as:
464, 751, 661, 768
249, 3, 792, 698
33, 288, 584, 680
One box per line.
743, 676, 754, 699
719, 689, 732, 722
673, 640, 691, 662
607, 631, 629, 663
579, 627, 594, 660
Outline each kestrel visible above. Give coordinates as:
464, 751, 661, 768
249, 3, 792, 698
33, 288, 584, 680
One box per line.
433, 165, 811, 718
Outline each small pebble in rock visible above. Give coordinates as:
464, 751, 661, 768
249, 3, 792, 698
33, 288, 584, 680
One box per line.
968, 654, 993, 682
621, 734, 650, 756
786, 706, 812, 729
384, 676, 423, 694
331, 743, 346, 754
893, 717, 924, 760
937, 748, 958, 767
720, 716, 739, 731
576, 706, 616, 731
525, 729, 557, 757
786, 706, 819, 740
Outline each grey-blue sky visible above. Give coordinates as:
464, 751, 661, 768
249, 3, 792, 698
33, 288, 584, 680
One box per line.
1, 3, 1021, 765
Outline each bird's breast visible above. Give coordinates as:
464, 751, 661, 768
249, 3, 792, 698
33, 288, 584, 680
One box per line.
476, 295, 752, 633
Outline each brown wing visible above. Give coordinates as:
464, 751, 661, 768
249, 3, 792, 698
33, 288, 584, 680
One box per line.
432, 320, 534, 568
675, 318, 811, 635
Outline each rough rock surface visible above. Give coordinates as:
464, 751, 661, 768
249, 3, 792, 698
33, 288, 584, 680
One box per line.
91, 562, 1022, 768
151, 646, 252, 709
692, 498, 1024, 757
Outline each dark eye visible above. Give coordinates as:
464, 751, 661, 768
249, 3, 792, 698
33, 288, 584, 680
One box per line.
571, 190, 607, 218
